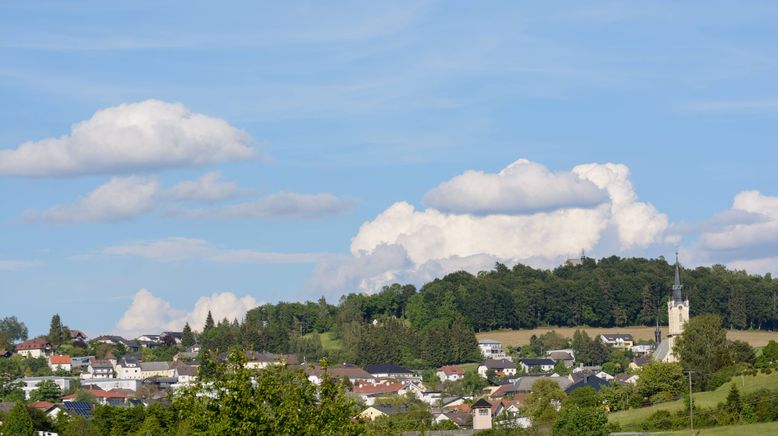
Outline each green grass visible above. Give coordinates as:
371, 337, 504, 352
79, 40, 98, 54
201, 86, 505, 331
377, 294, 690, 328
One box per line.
318, 332, 343, 352
458, 362, 479, 373
609, 372, 778, 430
659, 421, 778, 435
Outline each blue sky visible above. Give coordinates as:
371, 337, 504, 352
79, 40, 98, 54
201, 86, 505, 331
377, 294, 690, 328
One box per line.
3, 1, 778, 337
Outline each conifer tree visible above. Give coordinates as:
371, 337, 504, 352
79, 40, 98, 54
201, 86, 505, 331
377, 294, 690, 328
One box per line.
181, 322, 195, 348
203, 311, 215, 332
48, 314, 66, 347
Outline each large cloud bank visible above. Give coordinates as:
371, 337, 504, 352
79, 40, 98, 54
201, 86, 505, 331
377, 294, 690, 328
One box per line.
116, 288, 259, 337
0, 100, 254, 176
309, 159, 671, 293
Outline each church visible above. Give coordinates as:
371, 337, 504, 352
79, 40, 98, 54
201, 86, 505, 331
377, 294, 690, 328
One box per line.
652, 254, 689, 362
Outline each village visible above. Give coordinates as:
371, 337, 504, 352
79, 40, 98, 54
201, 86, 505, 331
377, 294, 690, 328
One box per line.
1, 324, 656, 432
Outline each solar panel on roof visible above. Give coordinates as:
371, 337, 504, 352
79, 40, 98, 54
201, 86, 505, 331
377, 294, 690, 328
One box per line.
63, 401, 93, 418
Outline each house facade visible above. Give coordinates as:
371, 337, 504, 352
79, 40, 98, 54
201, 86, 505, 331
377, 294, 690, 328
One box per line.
436, 365, 465, 382
478, 339, 508, 360
16, 338, 53, 359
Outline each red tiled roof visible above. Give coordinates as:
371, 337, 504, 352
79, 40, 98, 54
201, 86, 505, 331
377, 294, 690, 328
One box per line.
447, 403, 471, 413
92, 390, 128, 399
27, 401, 55, 410
439, 365, 464, 375
352, 382, 405, 395
17, 338, 51, 351
50, 355, 71, 364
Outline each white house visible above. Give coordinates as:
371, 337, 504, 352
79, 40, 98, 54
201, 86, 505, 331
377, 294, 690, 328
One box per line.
82, 360, 115, 379
600, 334, 634, 350
20, 377, 76, 400
48, 355, 72, 372
436, 365, 465, 382
518, 358, 555, 373
478, 359, 517, 378
15, 338, 53, 359
115, 356, 141, 379
80, 378, 142, 392
478, 339, 509, 360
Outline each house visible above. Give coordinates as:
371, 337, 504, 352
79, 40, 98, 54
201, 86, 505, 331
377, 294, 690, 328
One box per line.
546, 349, 575, 368
352, 381, 406, 406
304, 364, 375, 386
49, 355, 72, 372
19, 376, 75, 399
629, 357, 650, 370
244, 351, 298, 369
478, 359, 517, 378
92, 335, 127, 345
478, 339, 509, 360
358, 404, 410, 421
81, 378, 142, 392
61, 401, 93, 419
115, 355, 142, 379
83, 359, 115, 379
519, 358, 556, 373
631, 344, 653, 356
0, 349, 12, 359
444, 410, 471, 428
27, 401, 64, 419
499, 399, 532, 429
170, 361, 197, 384
595, 371, 615, 382
472, 398, 493, 430
16, 338, 53, 358
565, 375, 610, 394
140, 361, 175, 379
364, 364, 420, 381
160, 331, 183, 344
71, 356, 93, 369
69, 330, 88, 341
600, 334, 634, 350
63, 386, 130, 406
436, 365, 465, 382
513, 375, 574, 393
614, 373, 639, 385
136, 334, 161, 343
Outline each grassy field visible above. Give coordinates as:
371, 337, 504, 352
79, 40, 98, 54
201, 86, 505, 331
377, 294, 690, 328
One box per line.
477, 327, 778, 347
658, 420, 778, 435
609, 372, 778, 430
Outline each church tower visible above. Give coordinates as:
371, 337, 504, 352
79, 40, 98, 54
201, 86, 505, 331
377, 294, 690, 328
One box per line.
653, 253, 689, 362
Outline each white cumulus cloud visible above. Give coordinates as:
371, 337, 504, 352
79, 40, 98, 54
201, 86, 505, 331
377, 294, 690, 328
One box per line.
0, 100, 254, 177
423, 158, 608, 214
24, 176, 160, 223
318, 159, 671, 294
116, 288, 260, 337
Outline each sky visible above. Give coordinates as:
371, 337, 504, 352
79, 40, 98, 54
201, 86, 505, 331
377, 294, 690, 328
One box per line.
3, 1, 778, 338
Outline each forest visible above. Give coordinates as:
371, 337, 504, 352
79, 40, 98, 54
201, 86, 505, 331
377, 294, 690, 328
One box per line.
190, 256, 777, 369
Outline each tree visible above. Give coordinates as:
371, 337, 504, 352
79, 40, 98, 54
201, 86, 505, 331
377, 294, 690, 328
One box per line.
522, 378, 566, 425
175, 349, 363, 435
2, 402, 35, 436
674, 314, 730, 390
60, 415, 97, 436
29, 379, 62, 403
181, 323, 195, 348
134, 414, 163, 436
203, 311, 215, 332
48, 314, 67, 347
553, 404, 609, 436
0, 316, 29, 343
636, 361, 685, 401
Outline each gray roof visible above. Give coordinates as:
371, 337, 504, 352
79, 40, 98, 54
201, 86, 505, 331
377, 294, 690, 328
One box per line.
514, 376, 573, 392
652, 339, 670, 361
547, 351, 574, 360
520, 358, 555, 366
478, 339, 501, 344
483, 359, 516, 370
601, 334, 634, 340
140, 361, 170, 371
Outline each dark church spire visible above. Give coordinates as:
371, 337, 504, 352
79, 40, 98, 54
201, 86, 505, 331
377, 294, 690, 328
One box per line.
672, 252, 683, 303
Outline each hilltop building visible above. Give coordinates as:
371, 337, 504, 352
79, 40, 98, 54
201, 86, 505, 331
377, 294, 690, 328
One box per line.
653, 254, 689, 362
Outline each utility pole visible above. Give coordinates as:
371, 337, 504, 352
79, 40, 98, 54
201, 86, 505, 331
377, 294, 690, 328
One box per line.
686, 370, 695, 435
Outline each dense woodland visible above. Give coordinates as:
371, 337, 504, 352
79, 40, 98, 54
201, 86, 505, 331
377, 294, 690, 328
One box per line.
191, 256, 778, 368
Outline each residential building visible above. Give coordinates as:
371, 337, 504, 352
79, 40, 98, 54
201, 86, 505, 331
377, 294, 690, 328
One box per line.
352, 381, 406, 406
519, 358, 556, 373
364, 364, 420, 381
565, 375, 610, 394
545, 349, 575, 368
599, 334, 634, 350
81, 378, 142, 392
304, 364, 375, 386
83, 360, 114, 379
631, 344, 654, 356
19, 376, 75, 399
436, 365, 465, 382
478, 359, 517, 378
49, 355, 72, 372
140, 361, 175, 379
115, 356, 141, 379
244, 351, 298, 369
478, 339, 509, 360
16, 338, 53, 358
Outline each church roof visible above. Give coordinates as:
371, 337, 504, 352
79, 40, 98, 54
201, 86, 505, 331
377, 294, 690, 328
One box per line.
652, 338, 671, 362
672, 252, 684, 303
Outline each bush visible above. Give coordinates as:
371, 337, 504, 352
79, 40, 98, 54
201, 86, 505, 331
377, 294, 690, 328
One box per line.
643, 410, 673, 431
709, 365, 737, 390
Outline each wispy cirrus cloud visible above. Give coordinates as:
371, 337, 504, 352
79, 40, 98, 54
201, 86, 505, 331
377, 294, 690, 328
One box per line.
0, 259, 40, 270
102, 237, 329, 264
